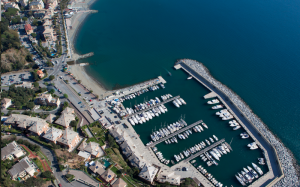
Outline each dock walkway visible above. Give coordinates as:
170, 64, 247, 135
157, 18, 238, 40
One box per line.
126, 95, 180, 118
185, 139, 225, 162
146, 119, 203, 148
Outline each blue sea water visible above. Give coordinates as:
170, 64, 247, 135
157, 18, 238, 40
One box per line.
75, 0, 300, 181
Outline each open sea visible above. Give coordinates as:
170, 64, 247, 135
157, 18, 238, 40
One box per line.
75, 0, 300, 185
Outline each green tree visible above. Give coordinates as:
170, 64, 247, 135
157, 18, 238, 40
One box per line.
27, 102, 35, 109
65, 80, 68, 84
90, 90, 93, 93
31, 32, 37, 38
49, 75, 55, 80
49, 89, 55, 94
14, 101, 21, 108
24, 177, 45, 186
33, 82, 39, 88
22, 17, 28, 22
32, 19, 39, 26
70, 120, 77, 127
77, 80, 81, 84
41, 171, 54, 179
63, 94, 68, 98
63, 102, 69, 108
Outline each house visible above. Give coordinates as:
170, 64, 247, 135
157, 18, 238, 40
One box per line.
100, 169, 116, 183
111, 178, 127, 187
46, 0, 57, 9
156, 170, 181, 186
42, 127, 63, 144
89, 161, 105, 176
20, 0, 28, 7
54, 112, 75, 128
29, 0, 44, 10
5, 114, 49, 130
45, 114, 56, 123
56, 128, 82, 152
15, 82, 33, 89
28, 121, 49, 136
4, 2, 20, 10
138, 164, 159, 184
78, 151, 91, 161
35, 93, 60, 107
1, 141, 25, 160
1, 98, 12, 109
36, 70, 44, 78
24, 24, 33, 35
34, 10, 46, 18
43, 19, 51, 30
62, 107, 75, 115
8, 156, 37, 180
43, 28, 56, 42
77, 140, 105, 158
128, 154, 145, 169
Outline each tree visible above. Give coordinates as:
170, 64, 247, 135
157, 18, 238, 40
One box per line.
95, 95, 99, 99
49, 89, 55, 94
90, 90, 93, 93
65, 80, 68, 84
22, 17, 28, 22
27, 102, 35, 109
70, 120, 77, 127
43, 69, 47, 74
33, 82, 39, 88
63, 94, 68, 98
24, 177, 45, 186
41, 171, 54, 179
14, 101, 21, 108
31, 32, 37, 38
63, 102, 68, 108
77, 80, 81, 84
49, 75, 55, 80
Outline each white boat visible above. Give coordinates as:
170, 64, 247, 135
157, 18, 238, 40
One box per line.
209, 150, 219, 160
258, 158, 266, 165
176, 98, 182, 105
252, 163, 263, 175
187, 76, 193, 79
179, 98, 186, 105
212, 105, 223, 109
207, 99, 220, 104
173, 100, 180, 108
233, 126, 241, 130
213, 135, 218, 141
247, 166, 259, 179
202, 123, 208, 129
235, 175, 246, 186
128, 118, 135, 126
222, 143, 230, 153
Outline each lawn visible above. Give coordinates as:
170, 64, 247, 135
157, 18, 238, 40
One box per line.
38, 151, 51, 169
33, 158, 44, 172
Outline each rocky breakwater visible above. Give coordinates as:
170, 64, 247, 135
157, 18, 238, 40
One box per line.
177, 59, 299, 187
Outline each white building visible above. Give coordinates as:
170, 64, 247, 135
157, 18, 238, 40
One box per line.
4, 2, 20, 10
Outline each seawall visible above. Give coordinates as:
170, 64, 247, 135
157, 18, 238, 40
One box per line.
174, 59, 299, 186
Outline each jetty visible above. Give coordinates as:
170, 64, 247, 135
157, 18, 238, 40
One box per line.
146, 119, 203, 148
185, 139, 226, 162
203, 92, 217, 99
126, 95, 180, 118
73, 52, 94, 61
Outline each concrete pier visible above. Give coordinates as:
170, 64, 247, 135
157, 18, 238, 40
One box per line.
126, 95, 180, 118
185, 139, 225, 162
146, 119, 203, 148
203, 92, 217, 99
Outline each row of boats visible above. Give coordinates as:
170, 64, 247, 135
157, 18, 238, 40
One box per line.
235, 163, 264, 186
216, 109, 234, 120
228, 120, 242, 130
172, 97, 186, 108
174, 136, 221, 162
201, 143, 231, 163
152, 147, 170, 165
127, 96, 167, 114
197, 165, 223, 187
150, 121, 186, 142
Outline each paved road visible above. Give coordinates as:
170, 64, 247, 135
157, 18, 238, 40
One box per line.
15, 135, 90, 187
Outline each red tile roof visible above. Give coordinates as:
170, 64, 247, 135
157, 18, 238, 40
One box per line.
24, 24, 32, 31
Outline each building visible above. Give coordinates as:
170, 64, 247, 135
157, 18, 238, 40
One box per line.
35, 93, 60, 107
34, 10, 46, 18
111, 178, 127, 187
1, 98, 12, 109
46, 0, 57, 9
54, 112, 75, 128
120, 142, 132, 158
100, 169, 116, 183
36, 70, 44, 78
5, 114, 49, 130
45, 114, 56, 123
24, 24, 33, 35
43, 19, 51, 30
8, 156, 37, 180
56, 128, 82, 152
1, 141, 25, 160
4, 2, 20, 10
42, 127, 63, 144
28, 121, 49, 136
128, 154, 145, 169
20, 0, 28, 7
156, 170, 181, 186
43, 28, 56, 42
29, 0, 44, 10
77, 140, 105, 158
62, 107, 75, 115
78, 151, 91, 161
138, 164, 159, 184
15, 82, 33, 89
89, 161, 105, 176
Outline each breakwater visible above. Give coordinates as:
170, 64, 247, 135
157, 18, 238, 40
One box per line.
175, 59, 299, 186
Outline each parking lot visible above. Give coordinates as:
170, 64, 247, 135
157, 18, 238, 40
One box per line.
1, 72, 33, 87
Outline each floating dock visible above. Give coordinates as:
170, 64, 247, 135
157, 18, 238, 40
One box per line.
146, 119, 203, 148
126, 95, 180, 118
185, 139, 226, 162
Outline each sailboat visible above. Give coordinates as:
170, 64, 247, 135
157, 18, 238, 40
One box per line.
187, 76, 193, 79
